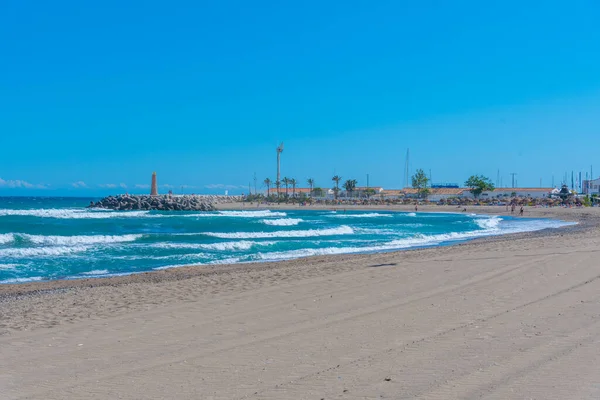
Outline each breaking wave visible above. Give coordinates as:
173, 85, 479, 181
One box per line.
21, 234, 143, 246
0, 246, 89, 257
217, 210, 287, 218
0, 208, 151, 219
473, 216, 503, 230
328, 213, 392, 218
204, 226, 354, 239
0, 233, 14, 245
151, 241, 277, 251
260, 218, 303, 226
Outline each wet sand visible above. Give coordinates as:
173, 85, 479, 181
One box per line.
1, 206, 600, 399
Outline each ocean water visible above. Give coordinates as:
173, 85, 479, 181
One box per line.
0, 197, 573, 283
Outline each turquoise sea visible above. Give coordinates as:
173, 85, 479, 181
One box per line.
0, 197, 572, 283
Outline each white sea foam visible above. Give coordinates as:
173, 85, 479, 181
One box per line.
152, 262, 212, 271
260, 218, 303, 226
0, 208, 151, 219
0, 246, 89, 257
81, 269, 109, 275
153, 256, 243, 270
0, 276, 43, 284
204, 225, 354, 239
249, 219, 574, 263
217, 210, 287, 218
328, 213, 392, 218
406, 212, 417, 217
0, 263, 20, 270
473, 216, 503, 230
22, 234, 143, 246
151, 241, 277, 251
0, 233, 14, 244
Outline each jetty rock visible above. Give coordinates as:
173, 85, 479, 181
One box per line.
87, 195, 220, 211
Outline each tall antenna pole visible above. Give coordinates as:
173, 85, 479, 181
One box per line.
510, 173, 517, 188
404, 149, 410, 188
497, 169, 500, 187
253, 172, 257, 195
571, 171, 574, 190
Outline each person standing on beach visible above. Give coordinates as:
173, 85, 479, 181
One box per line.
519, 206, 524, 216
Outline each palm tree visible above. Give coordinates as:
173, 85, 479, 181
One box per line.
332, 175, 342, 199
275, 180, 281, 198
290, 178, 297, 197
343, 179, 357, 198
283, 177, 290, 197
307, 178, 315, 197
264, 178, 272, 197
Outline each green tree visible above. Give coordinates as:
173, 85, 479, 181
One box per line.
343, 179, 357, 198
411, 169, 430, 199
282, 177, 290, 197
264, 178, 272, 197
290, 178, 297, 197
332, 175, 342, 199
275, 179, 281, 198
465, 175, 495, 198
312, 187, 324, 197
365, 188, 376, 198
307, 178, 315, 197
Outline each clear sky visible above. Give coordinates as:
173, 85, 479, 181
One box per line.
1, 0, 599, 196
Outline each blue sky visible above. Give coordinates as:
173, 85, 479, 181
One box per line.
1, 0, 599, 195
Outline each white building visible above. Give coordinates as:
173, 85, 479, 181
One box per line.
462, 188, 553, 199
582, 178, 600, 195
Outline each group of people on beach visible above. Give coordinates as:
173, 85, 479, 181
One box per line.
506, 202, 524, 216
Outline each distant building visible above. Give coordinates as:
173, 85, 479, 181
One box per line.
401, 188, 466, 200
582, 178, 600, 195
462, 188, 553, 199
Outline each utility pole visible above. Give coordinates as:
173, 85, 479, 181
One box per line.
571, 171, 574, 190
404, 149, 410, 188
510, 173, 517, 188
253, 172, 257, 195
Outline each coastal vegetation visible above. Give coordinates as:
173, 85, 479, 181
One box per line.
250, 172, 591, 207
465, 175, 495, 198
343, 179, 357, 198
332, 175, 342, 199
411, 169, 430, 199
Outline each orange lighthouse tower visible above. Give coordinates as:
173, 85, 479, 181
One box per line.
150, 172, 158, 196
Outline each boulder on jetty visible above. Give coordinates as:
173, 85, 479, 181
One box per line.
87, 195, 218, 211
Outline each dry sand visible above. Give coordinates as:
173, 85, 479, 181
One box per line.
1, 206, 600, 399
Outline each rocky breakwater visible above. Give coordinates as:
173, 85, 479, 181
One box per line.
88, 195, 217, 211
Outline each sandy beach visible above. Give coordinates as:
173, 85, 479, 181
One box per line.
1, 205, 600, 399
